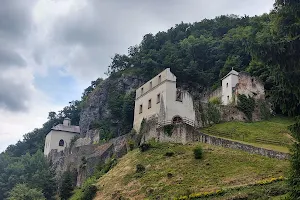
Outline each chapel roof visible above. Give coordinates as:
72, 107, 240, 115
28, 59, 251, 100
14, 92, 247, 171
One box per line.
51, 124, 80, 134
221, 69, 239, 80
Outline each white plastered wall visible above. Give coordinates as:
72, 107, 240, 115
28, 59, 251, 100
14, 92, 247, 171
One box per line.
44, 130, 79, 156
133, 68, 195, 131
164, 81, 195, 122
222, 74, 239, 105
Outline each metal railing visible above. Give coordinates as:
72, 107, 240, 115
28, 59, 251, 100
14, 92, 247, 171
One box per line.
157, 117, 196, 128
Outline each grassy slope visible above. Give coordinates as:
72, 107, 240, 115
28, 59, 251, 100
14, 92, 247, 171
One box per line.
201, 117, 295, 153
95, 142, 289, 200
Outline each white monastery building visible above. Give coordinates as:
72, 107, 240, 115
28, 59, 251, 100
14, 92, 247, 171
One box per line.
44, 118, 80, 156
203, 69, 265, 105
133, 68, 195, 131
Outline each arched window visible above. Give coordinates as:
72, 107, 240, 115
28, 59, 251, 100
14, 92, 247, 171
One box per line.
172, 116, 183, 124
59, 139, 64, 147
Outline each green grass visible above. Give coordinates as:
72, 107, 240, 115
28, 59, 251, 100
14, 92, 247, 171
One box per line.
95, 142, 289, 200
194, 181, 289, 200
201, 117, 295, 152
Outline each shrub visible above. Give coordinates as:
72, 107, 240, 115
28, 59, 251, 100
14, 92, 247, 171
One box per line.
128, 139, 135, 151
136, 164, 145, 173
258, 100, 271, 120
237, 94, 255, 121
139, 143, 151, 152
167, 172, 173, 178
70, 135, 80, 148
193, 146, 203, 159
163, 124, 174, 136
81, 185, 97, 200
209, 96, 222, 105
207, 103, 221, 124
165, 151, 175, 157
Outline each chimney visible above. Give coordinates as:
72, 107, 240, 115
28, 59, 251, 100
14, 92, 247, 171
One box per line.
63, 118, 71, 126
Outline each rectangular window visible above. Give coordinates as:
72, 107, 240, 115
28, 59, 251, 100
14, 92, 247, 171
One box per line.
148, 99, 152, 109
226, 83, 228, 88
158, 75, 161, 84
150, 81, 152, 89
157, 93, 160, 104
176, 90, 183, 102
139, 104, 143, 114
141, 87, 144, 95
227, 96, 229, 102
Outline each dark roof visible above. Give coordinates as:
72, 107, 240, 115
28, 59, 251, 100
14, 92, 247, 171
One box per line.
51, 124, 80, 134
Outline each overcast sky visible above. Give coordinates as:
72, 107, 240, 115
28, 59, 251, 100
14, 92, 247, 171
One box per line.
0, 0, 275, 152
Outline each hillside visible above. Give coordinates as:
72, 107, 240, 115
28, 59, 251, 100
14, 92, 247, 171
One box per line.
95, 142, 289, 200
201, 117, 295, 153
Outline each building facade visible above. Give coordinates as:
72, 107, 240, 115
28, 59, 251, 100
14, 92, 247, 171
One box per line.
202, 69, 265, 105
133, 68, 195, 131
44, 118, 80, 156
221, 69, 240, 105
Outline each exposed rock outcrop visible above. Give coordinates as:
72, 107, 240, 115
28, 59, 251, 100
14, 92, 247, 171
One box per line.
48, 134, 130, 186
79, 74, 143, 137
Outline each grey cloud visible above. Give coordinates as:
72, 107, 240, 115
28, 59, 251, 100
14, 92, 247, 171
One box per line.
0, 76, 31, 112
0, 0, 36, 112
0, 48, 26, 68
0, 0, 35, 41
44, 0, 273, 81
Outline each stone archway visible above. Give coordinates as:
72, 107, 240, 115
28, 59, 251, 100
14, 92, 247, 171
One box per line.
172, 116, 183, 124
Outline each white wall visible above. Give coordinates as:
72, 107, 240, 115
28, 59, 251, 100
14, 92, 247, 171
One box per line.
135, 68, 176, 99
133, 68, 195, 131
44, 130, 79, 156
222, 74, 239, 105
165, 81, 195, 122
133, 82, 167, 131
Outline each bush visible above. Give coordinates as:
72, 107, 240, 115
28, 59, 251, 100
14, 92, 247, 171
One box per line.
163, 124, 174, 136
139, 143, 151, 152
209, 97, 222, 105
193, 146, 203, 159
237, 94, 255, 121
165, 151, 175, 157
81, 185, 97, 200
136, 164, 146, 173
128, 139, 135, 151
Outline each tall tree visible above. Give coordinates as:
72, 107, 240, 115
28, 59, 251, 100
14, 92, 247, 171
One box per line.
8, 184, 45, 200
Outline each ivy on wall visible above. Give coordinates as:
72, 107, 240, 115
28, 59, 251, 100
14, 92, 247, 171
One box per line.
164, 124, 174, 137
236, 94, 255, 121
198, 102, 221, 127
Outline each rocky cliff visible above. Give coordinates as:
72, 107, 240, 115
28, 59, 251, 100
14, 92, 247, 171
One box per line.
79, 73, 143, 139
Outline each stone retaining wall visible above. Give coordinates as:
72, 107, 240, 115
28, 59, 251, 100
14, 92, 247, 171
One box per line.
193, 131, 289, 160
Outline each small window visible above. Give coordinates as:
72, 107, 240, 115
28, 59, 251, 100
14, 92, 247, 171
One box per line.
141, 87, 144, 94
157, 93, 160, 104
59, 139, 64, 147
227, 96, 230, 101
139, 104, 143, 114
176, 90, 183, 102
158, 75, 161, 84
226, 83, 228, 88
148, 99, 152, 109
149, 81, 152, 89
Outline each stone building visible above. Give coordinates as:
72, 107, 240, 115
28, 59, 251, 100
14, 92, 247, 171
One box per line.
133, 68, 196, 132
44, 118, 80, 156
203, 69, 265, 105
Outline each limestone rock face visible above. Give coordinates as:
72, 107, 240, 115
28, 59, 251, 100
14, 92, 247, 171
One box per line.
79, 74, 143, 137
